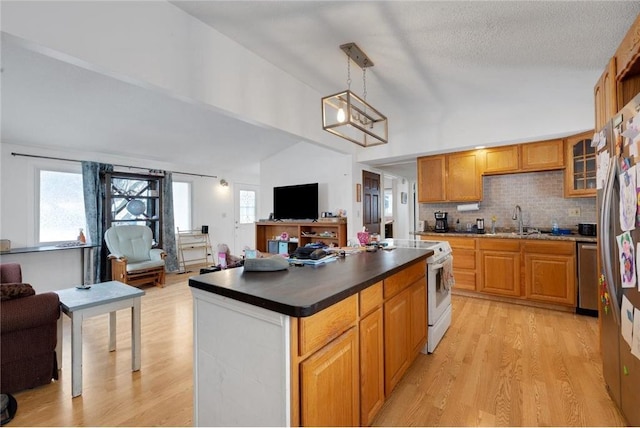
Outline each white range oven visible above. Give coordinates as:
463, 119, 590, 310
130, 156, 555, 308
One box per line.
382, 239, 453, 353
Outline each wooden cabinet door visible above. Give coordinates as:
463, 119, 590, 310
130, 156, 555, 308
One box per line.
409, 277, 427, 358
300, 327, 360, 427
417, 156, 446, 202
384, 288, 410, 395
595, 58, 617, 130
523, 241, 576, 306
564, 130, 596, 198
520, 139, 565, 171
359, 307, 384, 426
478, 239, 521, 297
484, 145, 519, 175
447, 151, 483, 201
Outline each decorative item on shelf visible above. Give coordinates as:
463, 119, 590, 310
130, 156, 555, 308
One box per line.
77, 228, 86, 244
0, 239, 10, 252
280, 231, 289, 241
322, 42, 388, 147
126, 199, 146, 216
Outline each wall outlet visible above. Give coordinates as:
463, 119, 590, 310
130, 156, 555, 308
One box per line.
568, 208, 581, 217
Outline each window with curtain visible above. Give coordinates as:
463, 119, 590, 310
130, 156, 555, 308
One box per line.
39, 169, 86, 243
172, 181, 192, 231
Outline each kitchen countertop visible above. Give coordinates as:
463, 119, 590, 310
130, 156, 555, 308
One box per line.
189, 247, 432, 317
415, 231, 597, 243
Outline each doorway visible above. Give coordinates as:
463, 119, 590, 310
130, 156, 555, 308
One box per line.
234, 184, 259, 255
362, 170, 381, 234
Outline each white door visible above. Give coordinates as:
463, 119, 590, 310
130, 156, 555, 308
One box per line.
234, 184, 259, 255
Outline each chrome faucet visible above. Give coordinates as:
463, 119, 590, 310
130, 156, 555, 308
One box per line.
512, 205, 523, 235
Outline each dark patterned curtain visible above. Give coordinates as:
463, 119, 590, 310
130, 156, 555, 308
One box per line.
81, 161, 113, 283
162, 171, 179, 272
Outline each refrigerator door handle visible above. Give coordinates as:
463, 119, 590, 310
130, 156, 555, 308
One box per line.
600, 157, 621, 326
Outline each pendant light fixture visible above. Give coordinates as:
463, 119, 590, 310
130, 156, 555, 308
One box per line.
322, 43, 388, 147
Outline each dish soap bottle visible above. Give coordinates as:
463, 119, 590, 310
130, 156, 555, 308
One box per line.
552, 220, 559, 235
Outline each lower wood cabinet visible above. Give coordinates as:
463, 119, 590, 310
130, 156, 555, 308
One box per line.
523, 240, 576, 306
294, 261, 427, 427
409, 278, 427, 358
359, 307, 384, 426
300, 327, 359, 427
383, 272, 427, 395
478, 239, 522, 297
384, 287, 411, 395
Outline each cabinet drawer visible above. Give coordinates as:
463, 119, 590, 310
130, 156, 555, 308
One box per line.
479, 238, 520, 252
453, 248, 476, 270
360, 281, 383, 317
453, 270, 476, 291
444, 236, 477, 250
299, 294, 358, 356
522, 240, 574, 256
384, 261, 426, 298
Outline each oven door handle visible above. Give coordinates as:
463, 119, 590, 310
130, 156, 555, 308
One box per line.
429, 262, 444, 270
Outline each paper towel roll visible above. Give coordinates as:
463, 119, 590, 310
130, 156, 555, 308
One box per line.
457, 203, 479, 212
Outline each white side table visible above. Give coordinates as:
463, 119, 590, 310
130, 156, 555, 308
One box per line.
55, 281, 145, 397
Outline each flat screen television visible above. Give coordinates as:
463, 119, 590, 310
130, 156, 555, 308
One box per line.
273, 183, 319, 220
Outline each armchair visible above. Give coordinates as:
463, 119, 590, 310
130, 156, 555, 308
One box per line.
104, 225, 166, 288
1, 263, 60, 393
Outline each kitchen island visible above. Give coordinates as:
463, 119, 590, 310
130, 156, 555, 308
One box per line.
189, 247, 432, 427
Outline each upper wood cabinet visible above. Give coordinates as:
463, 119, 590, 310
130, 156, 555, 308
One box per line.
447, 151, 484, 202
520, 138, 565, 171
416, 151, 483, 203
594, 58, 618, 131
417, 155, 446, 202
564, 130, 596, 198
615, 13, 640, 109
483, 145, 519, 175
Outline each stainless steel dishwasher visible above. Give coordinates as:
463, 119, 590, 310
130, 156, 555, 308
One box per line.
576, 242, 598, 316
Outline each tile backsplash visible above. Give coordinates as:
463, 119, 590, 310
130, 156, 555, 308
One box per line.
419, 170, 596, 232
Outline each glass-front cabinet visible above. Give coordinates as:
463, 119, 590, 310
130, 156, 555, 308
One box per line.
564, 131, 596, 198
105, 172, 163, 247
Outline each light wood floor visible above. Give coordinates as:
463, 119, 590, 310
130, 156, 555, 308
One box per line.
10, 272, 625, 427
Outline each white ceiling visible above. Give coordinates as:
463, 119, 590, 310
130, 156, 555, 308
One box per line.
3, 1, 640, 179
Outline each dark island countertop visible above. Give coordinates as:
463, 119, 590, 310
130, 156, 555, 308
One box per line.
188, 247, 432, 317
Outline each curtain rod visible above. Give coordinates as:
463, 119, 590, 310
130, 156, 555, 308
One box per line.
10, 152, 218, 179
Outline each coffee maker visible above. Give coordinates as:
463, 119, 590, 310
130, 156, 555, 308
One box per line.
434, 211, 449, 232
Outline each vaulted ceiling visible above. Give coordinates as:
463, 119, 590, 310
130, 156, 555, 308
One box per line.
3, 1, 640, 179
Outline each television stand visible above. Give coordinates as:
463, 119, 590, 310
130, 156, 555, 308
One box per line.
255, 220, 347, 252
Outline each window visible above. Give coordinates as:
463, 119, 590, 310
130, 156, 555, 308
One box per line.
172, 181, 192, 231
238, 190, 256, 224
39, 170, 86, 243
384, 188, 393, 217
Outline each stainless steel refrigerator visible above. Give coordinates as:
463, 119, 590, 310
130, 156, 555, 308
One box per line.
597, 92, 640, 426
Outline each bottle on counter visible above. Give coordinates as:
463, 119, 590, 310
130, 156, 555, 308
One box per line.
552, 220, 559, 235
77, 228, 86, 244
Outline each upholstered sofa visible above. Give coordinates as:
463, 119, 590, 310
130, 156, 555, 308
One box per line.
0, 263, 60, 393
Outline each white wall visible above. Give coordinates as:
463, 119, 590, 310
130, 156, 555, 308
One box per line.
0, 142, 248, 291
260, 141, 358, 240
